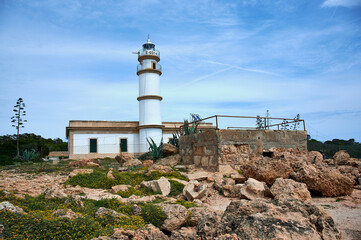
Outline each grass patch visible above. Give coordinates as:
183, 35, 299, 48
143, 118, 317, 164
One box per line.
116, 187, 156, 198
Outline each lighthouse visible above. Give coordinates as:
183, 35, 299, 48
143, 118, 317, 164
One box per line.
137, 36, 163, 152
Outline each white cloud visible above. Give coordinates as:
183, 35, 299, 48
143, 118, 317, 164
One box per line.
322, 0, 361, 7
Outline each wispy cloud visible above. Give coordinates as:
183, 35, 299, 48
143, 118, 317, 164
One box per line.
322, 0, 361, 7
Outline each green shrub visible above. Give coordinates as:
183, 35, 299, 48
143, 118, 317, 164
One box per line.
22, 149, 40, 161
173, 199, 198, 209
168, 180, 185, 197
0, 155, 16, 166
65, 171, 116, 189
141, 203, 167, 228
117, 186, 155, 198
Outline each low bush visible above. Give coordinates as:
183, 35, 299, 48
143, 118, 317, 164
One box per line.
173, 199, 198, 209
141, 203, 167, 228
168, 180, 185, 197
117, 186, 155, 198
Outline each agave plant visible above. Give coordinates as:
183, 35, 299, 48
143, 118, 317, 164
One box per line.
147, 137, 163, 161
22, 149, 40, 161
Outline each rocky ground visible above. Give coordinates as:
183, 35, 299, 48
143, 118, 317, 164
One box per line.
1, 146, 361, 239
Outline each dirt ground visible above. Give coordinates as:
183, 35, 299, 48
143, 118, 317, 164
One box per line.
1, 169, 360, 239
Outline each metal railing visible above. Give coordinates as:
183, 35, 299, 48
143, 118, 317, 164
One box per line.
179, 115, 306, 132
137, 64, 162, 72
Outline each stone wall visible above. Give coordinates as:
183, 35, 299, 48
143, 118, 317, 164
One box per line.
179, 129, 307, 171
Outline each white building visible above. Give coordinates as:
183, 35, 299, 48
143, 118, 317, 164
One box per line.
66, 37, 211, 160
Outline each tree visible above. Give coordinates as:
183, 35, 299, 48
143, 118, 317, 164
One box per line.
11, 98, 27, 157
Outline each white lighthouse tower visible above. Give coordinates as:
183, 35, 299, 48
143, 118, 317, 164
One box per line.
137, 36, 163, 152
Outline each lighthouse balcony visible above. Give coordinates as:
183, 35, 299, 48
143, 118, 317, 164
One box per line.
137, 64, 162, 76
138, 49, 160, 62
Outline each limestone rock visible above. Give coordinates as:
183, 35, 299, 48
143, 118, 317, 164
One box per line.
333, 150, 350, 165
140, 176, 171, 196
112, 185, 130, 193
239, 178, 266, 200
69, 168, 94, 178
186, 171, 209, 181
162, 143, 179, 156
142, 160, 154, 167
157, 203, 189, 231
0, 201, 26, 214
291, 164, 354, 197
337, 165, 360, 185
65, 195, 84, 208
146, 164, 174, 176
69, 159, 98, 168
218, 164, 238, 176
44, 188, 67, 199
111, 224, 169, 240
215, 199, 342, 240
307, 151, 323, 163
170, 227, 198, 240
123, 158, 142, 168
107, 168, 115, 180
270, 178, 311, 201
196, 210, 222, 240
241, 157, 293, 185
95, 207, 128, 219
183, 180, 207, 201
87, 162, 100, 167
115, 153, 134, 165
156, 154, 181, 167
131, 204, 142, 216
52, 209, 81, 219
188, 207, 207, 226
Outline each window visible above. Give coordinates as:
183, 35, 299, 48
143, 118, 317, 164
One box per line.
89, 138, 97, 153
120, 138, 128, 152
152, 62, 156, 69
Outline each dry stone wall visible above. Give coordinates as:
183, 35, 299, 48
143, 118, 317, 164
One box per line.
179, 129, 307, 171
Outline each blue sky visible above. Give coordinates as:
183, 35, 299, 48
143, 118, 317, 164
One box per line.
0, 0, 361, 141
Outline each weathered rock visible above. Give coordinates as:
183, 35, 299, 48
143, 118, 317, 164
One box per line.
337, 166, 360, 185
338, 157, 361, 168
230, 173, 246, 183
141, 176, 171, 196
0, 201, 26, 214
131, 204, 142, 216
170, 227, 198, 240
162, 143, 179, 156
156, 154, 181, 167
107, 168, 115, 180
291, 164, 354, 197
157, 203, 189, 231
65, 195, 84, 208
123, 159, 142, 167
95, 207, 128, 219
69, 159, 97, 168
242, 157, 293, 185
146, 164, 174, 176
270, 178, 311, 201
334, 150, 350, 165
183, 180, 207, 201
112, 185, 130, 193
215, 199, 342, 240
196, 210, 222, 240
218, 164, 238, 176
239, 178, 266, 200
117, 167, 128, 172
87, 162, 100, 167
142, 160, 154, 167
115, 153, 134, 165
111, 224, 169, 240
44, 188, 67, 199
69, 168, 94, 177
0, 223, 4, 234
188, 207, 207, 226
186, 171, 209, 181
52, 209, 81, 219
307, 151, 323, 163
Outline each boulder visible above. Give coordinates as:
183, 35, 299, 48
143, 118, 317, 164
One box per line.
142, 160, 154, 167
337, 166, 360, 185
69, 168, 94, 177
183, 180, 208, 201
214, 199, 341, 240
157, 203, 189, 231
230, 173, 246, 183
95, 207, 128, 219
241, 157, 293, 185
170, 227, 198, 240
185, 171, 209, 181
86, 161, 100, 167
239, 178, 266, 200
107, 168, 115, 180
65, 195, 84, 208
131, 204, 142, 216
115, 153, 134, 165
112, 185, 130, 193
333, 150, 350, 165
0, 201, 26, 214
162, 143, 179, 156
44, 188, 67, 199
291, 164, 354, 197
188, 207, 207, 226
140, 176, 171, 196
196, 210, 222, 240
156, 154, 181, 167
270, 178, 311, 201
307, 151, 323, 163
123, 159, 142, 167
218, 164, 238, 176
52, 209, 81, 219
146, 164, 174, 176
111, 224, 169, 240
69, 159, 97, 168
